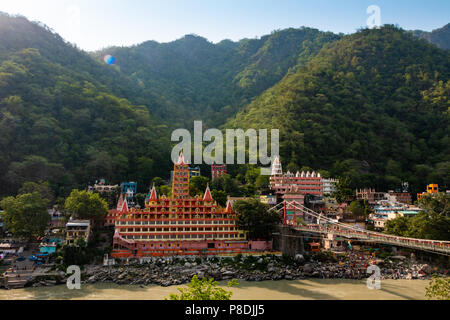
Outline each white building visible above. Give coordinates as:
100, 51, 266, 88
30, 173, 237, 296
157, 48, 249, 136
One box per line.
322, 178, 339, 196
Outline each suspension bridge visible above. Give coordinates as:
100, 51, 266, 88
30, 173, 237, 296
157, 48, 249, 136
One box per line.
269, 201, 450, 256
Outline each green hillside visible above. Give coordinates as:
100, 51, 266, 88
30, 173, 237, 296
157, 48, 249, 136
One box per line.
0, 12, 448, 198
94, 28, 340, 127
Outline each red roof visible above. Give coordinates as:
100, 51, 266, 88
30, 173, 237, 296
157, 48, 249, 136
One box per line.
117, 193, 129, 213
121, 197, 129, 213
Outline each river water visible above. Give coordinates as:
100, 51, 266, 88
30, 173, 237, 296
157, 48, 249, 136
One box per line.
0, 279, 430, 300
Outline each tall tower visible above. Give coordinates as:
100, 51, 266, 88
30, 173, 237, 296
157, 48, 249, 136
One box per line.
172, 151, 190, 199
271, 156, 282, 176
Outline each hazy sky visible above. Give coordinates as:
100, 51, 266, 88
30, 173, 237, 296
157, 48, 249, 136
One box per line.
0, 0, 449, 51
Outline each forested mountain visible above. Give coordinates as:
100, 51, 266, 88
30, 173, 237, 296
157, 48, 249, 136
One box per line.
228, 26, 450, 196
412, 23, 450, 50
94, 28, 340, 127
0, 13, 171, 197
0, 12, 448, 198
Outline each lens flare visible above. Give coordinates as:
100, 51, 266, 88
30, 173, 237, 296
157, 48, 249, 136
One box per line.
103, 55, 116, 65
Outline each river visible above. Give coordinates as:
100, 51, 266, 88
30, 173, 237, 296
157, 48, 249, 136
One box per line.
0, 279, 430, 300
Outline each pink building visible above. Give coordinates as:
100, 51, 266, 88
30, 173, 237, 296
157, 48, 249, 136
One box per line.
211, 164, 227, 180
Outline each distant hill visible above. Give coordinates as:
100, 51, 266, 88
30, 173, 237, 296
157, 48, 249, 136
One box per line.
228, 26, 450, 195
411, 23, 450, 49
0, 12, 448, 196
94, 28, 341, 127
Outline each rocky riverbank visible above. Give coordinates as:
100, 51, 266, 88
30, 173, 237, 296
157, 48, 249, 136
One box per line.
23, 252, 449, 288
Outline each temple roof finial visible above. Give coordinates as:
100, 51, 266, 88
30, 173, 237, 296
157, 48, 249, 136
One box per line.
203, 184, 213, 202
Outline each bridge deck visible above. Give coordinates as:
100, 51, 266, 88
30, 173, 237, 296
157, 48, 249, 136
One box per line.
293, 225, 450, 255
270, 200, 450, 255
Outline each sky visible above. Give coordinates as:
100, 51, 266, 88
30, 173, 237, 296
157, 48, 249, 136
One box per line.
0, 0, 449, 51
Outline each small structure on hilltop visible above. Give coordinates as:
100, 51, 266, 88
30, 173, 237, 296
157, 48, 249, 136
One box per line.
88, 179, 119, 193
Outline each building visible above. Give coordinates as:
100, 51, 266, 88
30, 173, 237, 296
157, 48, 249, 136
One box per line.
369, 200, 421, 231
121, 182, 137, 198
269, 158, 323, 204
189, 166, 201, 178
65, 220, 91, 245
211, 164, 227, 180
88, 179, 119, 193
260, 195, 277, 205
356, 188, 386, 205
110, 152, 270, 258
48, 208, 65, 228
0, 212, 4, 235
282, 193, 306, 223
322, 178, 339, 196
170, 166, 202, 183
417, 184, 439, 200
105, 193, 129, 226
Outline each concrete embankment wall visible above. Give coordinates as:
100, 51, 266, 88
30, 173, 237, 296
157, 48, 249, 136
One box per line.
273, 226, 305, 257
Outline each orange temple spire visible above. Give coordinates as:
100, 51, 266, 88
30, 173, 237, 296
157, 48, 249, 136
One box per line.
172, 150, 190, 199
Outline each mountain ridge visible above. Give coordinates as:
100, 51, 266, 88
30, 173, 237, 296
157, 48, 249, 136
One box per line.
0, 12, 448, 197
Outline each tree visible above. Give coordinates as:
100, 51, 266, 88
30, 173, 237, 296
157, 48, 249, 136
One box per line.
158, 185, 172, 197
167, 275, 238, 300
244, 166, 260, 184
189, 176, 210, 197
333, 177, 354, 203
211, 190, 227, 207
348, 201, 363, 217
135, 193, 146, 208
385, 216, 410, 236
419, 193, 449, 217
426, 275, 449, 300
255, 175, 270, 194
385, 193, 450, 240
64, 190, 108, 220
0, 192, 50, 239
348, 200, 369, 217
234, 199, 282, 240
152, 177, 165, 187
97, 187, 121, 209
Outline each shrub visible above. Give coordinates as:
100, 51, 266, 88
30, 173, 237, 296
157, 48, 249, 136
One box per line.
167, 275, 239, 300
